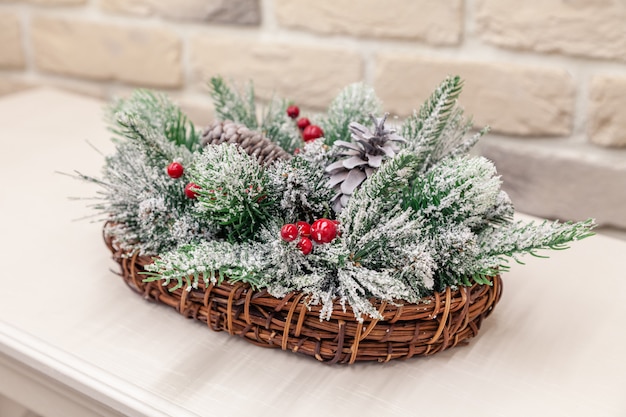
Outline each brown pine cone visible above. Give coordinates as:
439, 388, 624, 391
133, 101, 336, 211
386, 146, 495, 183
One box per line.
201, 121, 291, 166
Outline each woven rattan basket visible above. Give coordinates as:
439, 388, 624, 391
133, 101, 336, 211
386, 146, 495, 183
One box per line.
106, 231, 503, 364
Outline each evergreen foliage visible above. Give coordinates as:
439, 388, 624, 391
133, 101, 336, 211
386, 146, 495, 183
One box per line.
267, 155, 335, 223
402, 156, 503, 233
260, 97, 302, 153
401, 76, 487, 172
144, 239, 268, 290
109, 90, 200, 152
209, 76, 302, 153
190, 144, 275, 242
319, 83, 382, 146
208, 76, 258, 129
478, 219, 596, 263
82, 75, 595, 321
339, 151, 420, 241
80, 93, 214, 255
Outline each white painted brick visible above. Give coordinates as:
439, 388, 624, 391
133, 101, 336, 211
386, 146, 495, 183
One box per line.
190, 35, 363, 109
31, 17, 182, 87
275, 0, 462, 44
588, 75, 626, 148
476, 0, 626, 61
375, 55, 575, 136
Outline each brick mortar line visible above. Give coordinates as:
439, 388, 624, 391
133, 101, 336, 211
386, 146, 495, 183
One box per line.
260, 0, 278, 31
463, 0, 475, 42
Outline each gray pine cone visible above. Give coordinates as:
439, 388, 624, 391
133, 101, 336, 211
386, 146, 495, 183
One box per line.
326, 113, 406, 212
201, 120, 292, 166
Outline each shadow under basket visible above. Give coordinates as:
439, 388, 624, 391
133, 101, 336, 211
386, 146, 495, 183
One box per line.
106, 233, 503, 365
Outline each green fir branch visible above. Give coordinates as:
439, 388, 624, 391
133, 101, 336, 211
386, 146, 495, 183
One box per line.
78, 90, 213, 255
114, 114, 181, 166
268, 156, 335, 223
166, 111, 199, 153
401, 156, 502, 232
209, 76, 258, 129
81, 120, 214, 255
402, 76, 462, 142
260, 97, 302, 153
402, 76, 482, 171
349, 150, 420, 204
320, 83, 382, 146
339, 151, 420, 240
479, 219, 596, 262
143, 240, 268, 291
109, 90, 200, 152
190, 144, 277, 241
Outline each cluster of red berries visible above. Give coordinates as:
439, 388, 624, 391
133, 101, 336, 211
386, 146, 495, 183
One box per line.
166, 161, 200, 199
286, 105, 324, 143
280, 219, 339, 255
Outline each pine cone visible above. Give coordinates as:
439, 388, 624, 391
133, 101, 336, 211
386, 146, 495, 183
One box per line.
201, 121, 291, 166
326, 113, 406, 212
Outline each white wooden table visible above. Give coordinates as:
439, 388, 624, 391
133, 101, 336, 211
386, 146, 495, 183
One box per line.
1, 89, 625, 417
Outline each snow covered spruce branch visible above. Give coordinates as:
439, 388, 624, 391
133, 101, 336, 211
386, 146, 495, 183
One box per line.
82, 76, 595, 321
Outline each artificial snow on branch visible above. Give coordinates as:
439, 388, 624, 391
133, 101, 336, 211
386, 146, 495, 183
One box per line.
319, 82, 382, 146
80, 75, 595, 321
190, 143, 275, 241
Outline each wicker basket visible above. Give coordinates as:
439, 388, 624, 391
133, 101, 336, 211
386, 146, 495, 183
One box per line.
106, 232, 503, 364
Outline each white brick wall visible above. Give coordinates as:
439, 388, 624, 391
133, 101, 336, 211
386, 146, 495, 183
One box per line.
589, 75, 626, 147
374, 55, 575, 136
32, 17, 183, 87
475, 0, 626, 62
274, 0, 463, 44
190, 35, 363, 108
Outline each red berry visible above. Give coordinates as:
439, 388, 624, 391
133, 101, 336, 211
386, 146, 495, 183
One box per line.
297, 237, 313, 255
293, 148, 301, 155
302, 125, 324, 142
184, 182, 200, 199
167, 162, 184, 178
286, 105, 300, 119
296, 221, 311, 237
297, 117, 311, 130
280, 224, 299, 242
310, 218, 337, 244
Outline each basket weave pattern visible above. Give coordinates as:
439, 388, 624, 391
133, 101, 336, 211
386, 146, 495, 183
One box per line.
106, 233, 503, 364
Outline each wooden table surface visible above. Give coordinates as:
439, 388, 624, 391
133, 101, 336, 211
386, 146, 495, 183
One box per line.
1, 88, 625, 417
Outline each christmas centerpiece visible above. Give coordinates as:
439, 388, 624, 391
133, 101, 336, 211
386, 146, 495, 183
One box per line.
80, 76, 594, 364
